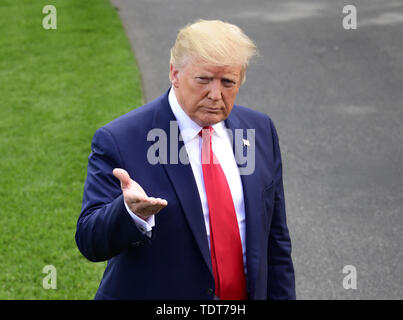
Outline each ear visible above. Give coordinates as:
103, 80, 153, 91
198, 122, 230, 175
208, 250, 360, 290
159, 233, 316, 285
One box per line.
170, 64, 180, 88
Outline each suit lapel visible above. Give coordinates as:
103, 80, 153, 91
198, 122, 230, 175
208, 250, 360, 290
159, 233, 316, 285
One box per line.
225, 111, 262, 298
152, 91, 213, 276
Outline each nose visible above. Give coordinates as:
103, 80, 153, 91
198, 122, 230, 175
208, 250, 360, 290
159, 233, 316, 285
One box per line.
207, 80, 222, 101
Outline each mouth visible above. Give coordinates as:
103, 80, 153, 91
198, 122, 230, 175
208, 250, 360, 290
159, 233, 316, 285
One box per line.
202, 106, 222, 113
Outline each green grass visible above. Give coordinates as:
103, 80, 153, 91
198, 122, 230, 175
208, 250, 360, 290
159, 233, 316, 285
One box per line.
0, 0, 143, 299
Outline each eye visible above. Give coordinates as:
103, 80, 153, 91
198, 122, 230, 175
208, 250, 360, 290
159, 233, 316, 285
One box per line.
195, 76, 210, 84
222, 79, 236, 87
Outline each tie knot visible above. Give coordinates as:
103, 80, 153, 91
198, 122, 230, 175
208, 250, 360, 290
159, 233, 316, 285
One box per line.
198, 126, 214, 137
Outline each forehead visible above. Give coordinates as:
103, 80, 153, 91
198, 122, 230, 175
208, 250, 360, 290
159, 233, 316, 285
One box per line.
185, 60, 242, 77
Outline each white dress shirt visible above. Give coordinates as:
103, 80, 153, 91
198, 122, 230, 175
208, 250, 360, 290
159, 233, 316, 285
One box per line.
126, 88, 247, 271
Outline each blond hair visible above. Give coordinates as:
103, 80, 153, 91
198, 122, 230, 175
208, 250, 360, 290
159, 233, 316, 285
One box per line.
170, 19, 258, 84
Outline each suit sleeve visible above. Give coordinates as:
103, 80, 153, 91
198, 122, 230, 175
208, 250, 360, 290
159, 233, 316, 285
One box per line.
75, 127, 152, 262
266, 117, 296, 299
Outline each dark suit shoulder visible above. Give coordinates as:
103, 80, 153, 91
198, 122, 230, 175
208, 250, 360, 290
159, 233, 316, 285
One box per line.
231, 104, 274, 129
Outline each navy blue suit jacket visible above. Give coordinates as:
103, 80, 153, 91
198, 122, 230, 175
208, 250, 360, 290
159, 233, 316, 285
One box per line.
75, 89, 295, 300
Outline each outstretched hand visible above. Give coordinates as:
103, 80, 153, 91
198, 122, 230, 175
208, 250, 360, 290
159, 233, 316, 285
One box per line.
113, 168, 168, 220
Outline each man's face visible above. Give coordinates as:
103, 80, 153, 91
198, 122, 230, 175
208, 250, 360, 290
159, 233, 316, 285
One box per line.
170, 59, 243, 127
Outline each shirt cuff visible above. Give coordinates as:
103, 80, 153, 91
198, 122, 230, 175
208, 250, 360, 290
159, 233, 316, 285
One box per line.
124, 201, 155, 237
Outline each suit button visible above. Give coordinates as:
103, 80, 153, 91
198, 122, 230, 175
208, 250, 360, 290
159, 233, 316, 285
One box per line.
206, 288, 214, 295
131, 240, 144, 247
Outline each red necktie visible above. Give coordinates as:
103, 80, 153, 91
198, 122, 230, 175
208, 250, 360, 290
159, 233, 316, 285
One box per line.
199, 126, 247, 300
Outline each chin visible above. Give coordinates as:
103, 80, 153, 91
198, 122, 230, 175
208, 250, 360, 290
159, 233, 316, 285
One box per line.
193, 110, 228, 127
201, 116, 226, 127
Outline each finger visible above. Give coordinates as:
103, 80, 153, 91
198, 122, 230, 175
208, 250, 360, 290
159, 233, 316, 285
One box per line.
153, 197, 168, 205
113, 168, 131, 189
130, 194, 148, 204
148, 197, 156, 204
146, 197, 168, 206
134, 198, 167, 210
155, 198, 168, 206
126, 195, 168, 214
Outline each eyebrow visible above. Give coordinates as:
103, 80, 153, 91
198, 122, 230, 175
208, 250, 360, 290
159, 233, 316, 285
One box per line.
196, 75, 237, 82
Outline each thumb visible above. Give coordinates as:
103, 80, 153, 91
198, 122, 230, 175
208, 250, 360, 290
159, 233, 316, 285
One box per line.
113, 168, 131, 190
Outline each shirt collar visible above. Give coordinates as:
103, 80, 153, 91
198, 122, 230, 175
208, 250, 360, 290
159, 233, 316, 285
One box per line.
168, 87, 227, 142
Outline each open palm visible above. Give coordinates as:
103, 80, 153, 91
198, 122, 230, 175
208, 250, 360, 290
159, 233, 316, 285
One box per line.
113, 168, 168, 220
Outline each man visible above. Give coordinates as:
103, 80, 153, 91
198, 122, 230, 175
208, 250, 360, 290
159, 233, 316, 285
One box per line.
76, 19, 295, 300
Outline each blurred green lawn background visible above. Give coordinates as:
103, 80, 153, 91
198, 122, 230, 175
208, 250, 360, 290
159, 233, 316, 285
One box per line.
0, 0, 143, 299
